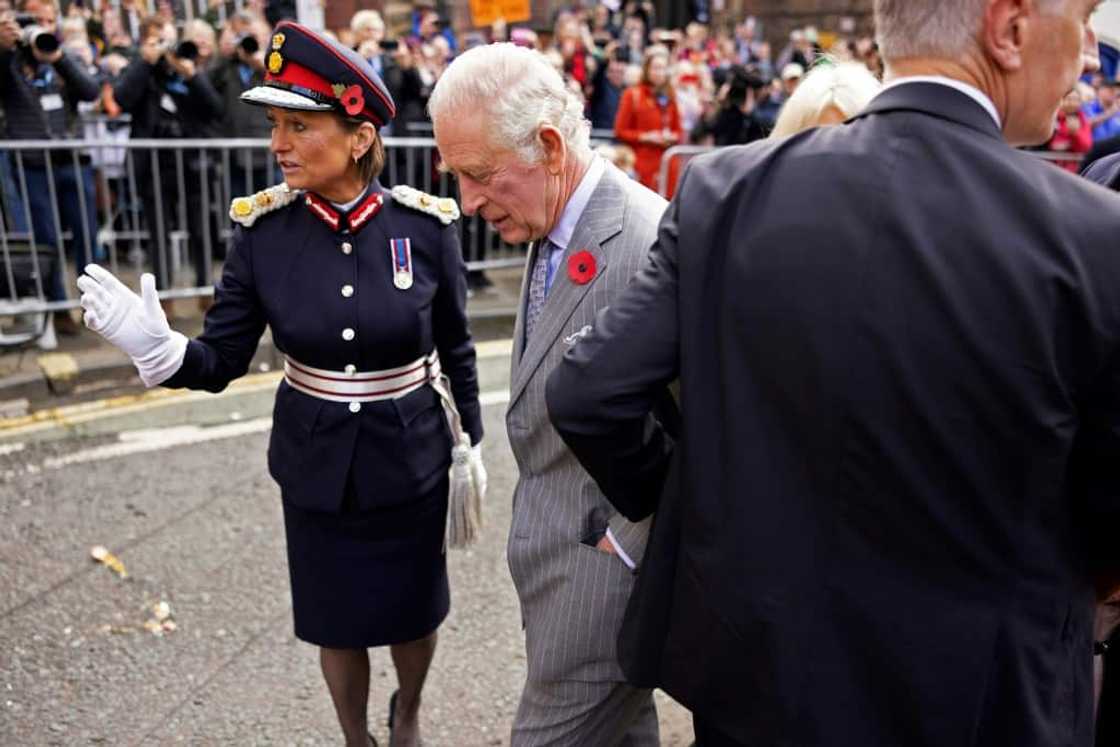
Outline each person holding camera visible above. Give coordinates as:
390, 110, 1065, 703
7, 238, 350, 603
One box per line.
209, 11, 270, 254
112, 14, 222, 301
0, 0, 103, 334
588, 41, 629, 133
691, 64, 771, 147
351, 10, 424, 136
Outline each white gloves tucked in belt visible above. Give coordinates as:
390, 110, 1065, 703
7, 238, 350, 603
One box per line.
76, 265, 188, 387
469, 443, 487, 501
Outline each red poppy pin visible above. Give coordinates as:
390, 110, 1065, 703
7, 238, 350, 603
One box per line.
337, 84, 365, 117
568, 250, 596, 285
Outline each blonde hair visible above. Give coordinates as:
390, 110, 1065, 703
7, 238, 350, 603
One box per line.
771, 61, 882, 138
350, 10, 385, 35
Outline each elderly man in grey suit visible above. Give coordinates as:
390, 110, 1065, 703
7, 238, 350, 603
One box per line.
430, 44, 671, 746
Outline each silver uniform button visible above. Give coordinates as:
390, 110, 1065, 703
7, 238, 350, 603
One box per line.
344, 364, 357, 376
341, 328, 355, 341
341, 242, 353, 255
348, 402, 361, 413
341, 284, 354, 298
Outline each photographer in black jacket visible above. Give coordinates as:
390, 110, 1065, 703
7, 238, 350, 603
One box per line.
208, 12, 270, 266
0, 0, 102, 333
691, 64, 771, 146
112, 14, 221, 297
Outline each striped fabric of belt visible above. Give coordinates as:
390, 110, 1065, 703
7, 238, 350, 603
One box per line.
283, 351, 441, 403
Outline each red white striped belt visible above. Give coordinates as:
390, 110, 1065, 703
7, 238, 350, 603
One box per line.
284, 351, 441, 403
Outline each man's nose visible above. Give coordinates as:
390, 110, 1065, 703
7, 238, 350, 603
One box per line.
458, 180, 485, 217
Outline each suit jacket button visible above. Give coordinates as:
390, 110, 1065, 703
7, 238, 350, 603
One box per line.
348, 402, 361, 413
341, 242, 353, 255
341, 328, 355, 341
341, 284, 354, 298
344, 364, 357, 375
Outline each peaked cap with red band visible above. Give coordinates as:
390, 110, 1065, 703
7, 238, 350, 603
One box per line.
240, 21, 396, 127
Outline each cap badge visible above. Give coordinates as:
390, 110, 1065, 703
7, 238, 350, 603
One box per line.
271, 33, 285, 50
267, 51, 283, 74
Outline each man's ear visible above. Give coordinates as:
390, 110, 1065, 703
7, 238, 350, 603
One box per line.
539, 125, 567, 175
983, 0, 1029, 73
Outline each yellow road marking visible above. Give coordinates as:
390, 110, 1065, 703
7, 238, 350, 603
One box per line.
0, 372, 283, 437
0, 339, 514, 438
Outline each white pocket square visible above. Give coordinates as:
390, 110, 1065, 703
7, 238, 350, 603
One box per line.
564, 325, 593, 345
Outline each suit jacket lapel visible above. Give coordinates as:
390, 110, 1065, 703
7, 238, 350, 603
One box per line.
509, 167, 626, 410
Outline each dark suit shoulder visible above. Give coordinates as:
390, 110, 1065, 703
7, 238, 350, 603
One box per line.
1082, 154, 1120, 191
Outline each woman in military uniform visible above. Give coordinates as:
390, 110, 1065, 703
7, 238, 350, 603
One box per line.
76, 21, 484, 747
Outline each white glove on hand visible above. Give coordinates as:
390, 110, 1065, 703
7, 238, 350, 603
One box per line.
76, 265, 188, 387
469, 443, 488, 501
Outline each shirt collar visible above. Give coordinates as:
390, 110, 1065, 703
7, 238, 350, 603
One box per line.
878, 75, 1001, 130
547, 156, 607, 251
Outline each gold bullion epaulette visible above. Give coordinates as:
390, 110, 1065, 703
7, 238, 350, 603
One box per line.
229, 182, 300, 228
390, 185, 460, 225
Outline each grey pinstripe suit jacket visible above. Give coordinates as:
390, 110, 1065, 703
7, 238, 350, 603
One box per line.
505, 162, 668, 684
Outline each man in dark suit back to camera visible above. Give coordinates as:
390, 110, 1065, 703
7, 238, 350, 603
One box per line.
546, 1, 1120, 745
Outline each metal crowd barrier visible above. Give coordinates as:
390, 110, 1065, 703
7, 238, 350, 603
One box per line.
0, 137, 527, 319
657, 145, 1089, 198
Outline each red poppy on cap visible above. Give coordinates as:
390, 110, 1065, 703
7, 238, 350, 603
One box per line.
568, 250, 596, 285
339, 85, 365, 117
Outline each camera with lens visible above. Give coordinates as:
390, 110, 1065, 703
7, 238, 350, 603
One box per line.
14, 13, 60, 55
174, 39, 199, 61
236, 34, 259, 55
724, 65, 766, 108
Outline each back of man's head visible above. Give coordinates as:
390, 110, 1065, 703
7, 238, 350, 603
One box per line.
876, 0, 985, 60
874, 0, 1098, 146
429, 42, 590, 164
875, 0, 1065, 61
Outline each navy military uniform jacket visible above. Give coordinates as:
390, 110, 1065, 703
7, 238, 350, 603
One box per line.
163, 181, 483, 513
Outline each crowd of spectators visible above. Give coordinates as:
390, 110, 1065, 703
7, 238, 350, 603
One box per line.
1048, 71, 1120, 172
0, 0, 1109, 337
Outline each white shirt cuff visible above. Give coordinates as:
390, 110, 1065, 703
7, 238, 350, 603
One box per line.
605, 527, 636, 570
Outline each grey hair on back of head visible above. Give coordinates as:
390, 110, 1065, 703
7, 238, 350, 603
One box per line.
874, 0, 1064, 61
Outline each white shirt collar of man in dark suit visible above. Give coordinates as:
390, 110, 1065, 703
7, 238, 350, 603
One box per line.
877, 76, 1002, 128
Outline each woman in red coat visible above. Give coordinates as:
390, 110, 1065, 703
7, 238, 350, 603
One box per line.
614, 47, 683, 193
1048, 88, 1093, 173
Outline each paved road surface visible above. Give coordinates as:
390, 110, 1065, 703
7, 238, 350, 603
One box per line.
0, 342, 692, 745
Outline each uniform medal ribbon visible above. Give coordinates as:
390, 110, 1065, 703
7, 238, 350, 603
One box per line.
390, 238, 413, 290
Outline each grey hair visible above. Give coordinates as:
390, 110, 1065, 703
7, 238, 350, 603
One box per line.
428, 43, 591, 164
874, 0, 1063, 61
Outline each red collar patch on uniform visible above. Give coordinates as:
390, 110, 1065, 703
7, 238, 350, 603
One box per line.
304, 193, 340, 231
348, 191, 384, 233
304, 190, 384, 234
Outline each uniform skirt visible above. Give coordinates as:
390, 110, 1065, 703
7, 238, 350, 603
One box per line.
282, 475, 450, 648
